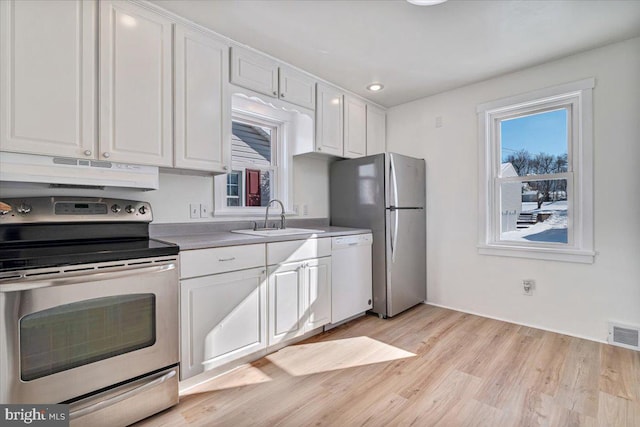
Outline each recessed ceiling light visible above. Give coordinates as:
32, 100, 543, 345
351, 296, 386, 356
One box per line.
407, 0, 448, 5
367, 83, 384, 92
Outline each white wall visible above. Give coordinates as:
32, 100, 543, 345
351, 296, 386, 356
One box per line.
292, 154, 332, 218
0, 155, 330, 223
387, 37, 640, 342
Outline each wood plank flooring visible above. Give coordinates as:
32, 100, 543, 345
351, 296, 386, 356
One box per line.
136, 305, 640, 426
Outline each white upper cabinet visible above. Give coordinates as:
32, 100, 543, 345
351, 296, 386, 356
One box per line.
230, 46, 279, 98
99, 0, 173, 167
278, 66, 316, 110
308, 85, 386, 158
366, 104, 386, 155
315, 83, 344, 156
174, 25, 230, 172
0, 0, 96, 158
343, 96, 367, 158
231, 46, 316, 110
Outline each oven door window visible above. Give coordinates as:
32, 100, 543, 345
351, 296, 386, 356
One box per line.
20, 294, 156, 381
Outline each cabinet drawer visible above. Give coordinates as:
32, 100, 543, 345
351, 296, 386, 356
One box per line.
267, 238, 331, 266
180, 244, 265, 278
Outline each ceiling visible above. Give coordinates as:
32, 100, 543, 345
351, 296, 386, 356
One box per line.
153, 0, 640, 108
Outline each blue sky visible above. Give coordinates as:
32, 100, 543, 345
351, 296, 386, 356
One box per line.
501, 109, 568, 160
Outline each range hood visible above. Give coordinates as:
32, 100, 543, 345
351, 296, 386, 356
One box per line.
0, 152, 159, 190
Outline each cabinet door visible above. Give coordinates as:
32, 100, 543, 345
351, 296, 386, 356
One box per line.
180, 267, 267, 380
230, 46, 279, 98
99, 1, 173, 166
315, 83, 343, 156
304, 257, 332, 331
0, 0, 96, 158
343, 96, 367, 159
366, 104, 386, 155
174, 25, 230, 172
268, 262, 305, 346
278, 66, 315, 110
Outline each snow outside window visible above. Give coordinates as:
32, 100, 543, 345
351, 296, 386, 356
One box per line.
477, 79, 595, 263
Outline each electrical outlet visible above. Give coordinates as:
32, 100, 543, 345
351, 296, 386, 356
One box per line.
189, 204, 199, 219
435, 116, 443, 128
293, 204, 299, 215
302, 204, 308, 216
199, 204, 209, 218
522, 279, 535, 296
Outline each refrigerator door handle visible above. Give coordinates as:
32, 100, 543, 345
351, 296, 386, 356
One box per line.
392, 208, 399, 263
389, 207, 399, 263
390, 154, 399, 209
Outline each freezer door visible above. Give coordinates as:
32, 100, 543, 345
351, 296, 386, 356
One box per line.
330, 153, 385, 228
386, 153, 425, 208
385, 208, 426, 317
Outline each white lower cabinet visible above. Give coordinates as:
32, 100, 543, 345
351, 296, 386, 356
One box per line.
179, 238, 334, 381
268, 262, 305, 344
304, 258, 332, 330
267, 238, 332, 346
180, 267, 267, 380
267, 257, 331, 346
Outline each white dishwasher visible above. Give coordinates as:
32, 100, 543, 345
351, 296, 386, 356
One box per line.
331, 233, 373, 324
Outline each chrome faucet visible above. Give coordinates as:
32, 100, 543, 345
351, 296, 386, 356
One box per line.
264, 199, 286, 229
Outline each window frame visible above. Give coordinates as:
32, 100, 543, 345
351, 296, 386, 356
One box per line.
214, 107, 291, 217
225, 114, 279, 208
477, 78, 595, 263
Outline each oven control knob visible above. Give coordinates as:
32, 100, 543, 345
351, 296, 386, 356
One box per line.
111, 204, 121, 213
125, 205, 135, 214
17, 203, 32, 214
0, 202, 12, 215
138, 205, 148, 215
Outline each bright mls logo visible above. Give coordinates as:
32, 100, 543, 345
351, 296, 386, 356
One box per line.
1, 405, 68, 426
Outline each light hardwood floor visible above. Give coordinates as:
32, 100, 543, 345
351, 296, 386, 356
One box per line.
136, 305, 640, 426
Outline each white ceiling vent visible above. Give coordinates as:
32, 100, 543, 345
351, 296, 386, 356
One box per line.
608, 322, 640, 351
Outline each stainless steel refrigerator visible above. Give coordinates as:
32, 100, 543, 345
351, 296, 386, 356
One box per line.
330, 152, 426, 318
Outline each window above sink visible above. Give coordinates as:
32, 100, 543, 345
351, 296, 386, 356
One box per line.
213, 89, 314, 218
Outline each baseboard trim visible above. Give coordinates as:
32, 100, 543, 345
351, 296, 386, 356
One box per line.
425, 301, 607, 344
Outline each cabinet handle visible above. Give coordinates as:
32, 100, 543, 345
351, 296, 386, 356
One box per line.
273, 91, 277, 96
218, 257, 236, 262
103, 152, 111, 158
317, 147, 322, 152
280, 93, 285, 98
222, 165, 228, 171
84, 150, 92, 156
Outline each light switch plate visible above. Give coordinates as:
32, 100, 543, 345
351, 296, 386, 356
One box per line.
199, 204, 209, 218
189, 204, 199, 219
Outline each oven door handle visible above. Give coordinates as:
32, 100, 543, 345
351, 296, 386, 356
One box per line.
69, 369, 177, 420
0, 263, 176, 292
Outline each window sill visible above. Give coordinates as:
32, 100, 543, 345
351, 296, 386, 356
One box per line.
478, 244, 595, 264
213, 208, 296, 219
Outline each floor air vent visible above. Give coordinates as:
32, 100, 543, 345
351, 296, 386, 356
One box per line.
608, 322, 640, 350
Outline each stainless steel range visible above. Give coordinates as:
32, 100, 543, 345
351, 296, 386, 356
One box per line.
0, 197, 180, 426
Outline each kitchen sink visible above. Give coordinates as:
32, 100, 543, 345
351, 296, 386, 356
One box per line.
231, 228, 326, 237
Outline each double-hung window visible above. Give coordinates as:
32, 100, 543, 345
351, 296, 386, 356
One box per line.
477, 79, 595, 263
214, 92, 296, 217
225, 118, 278, 208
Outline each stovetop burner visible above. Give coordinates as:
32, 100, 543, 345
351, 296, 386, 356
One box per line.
0, 197, 178, 272
0, 238, 178, 272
